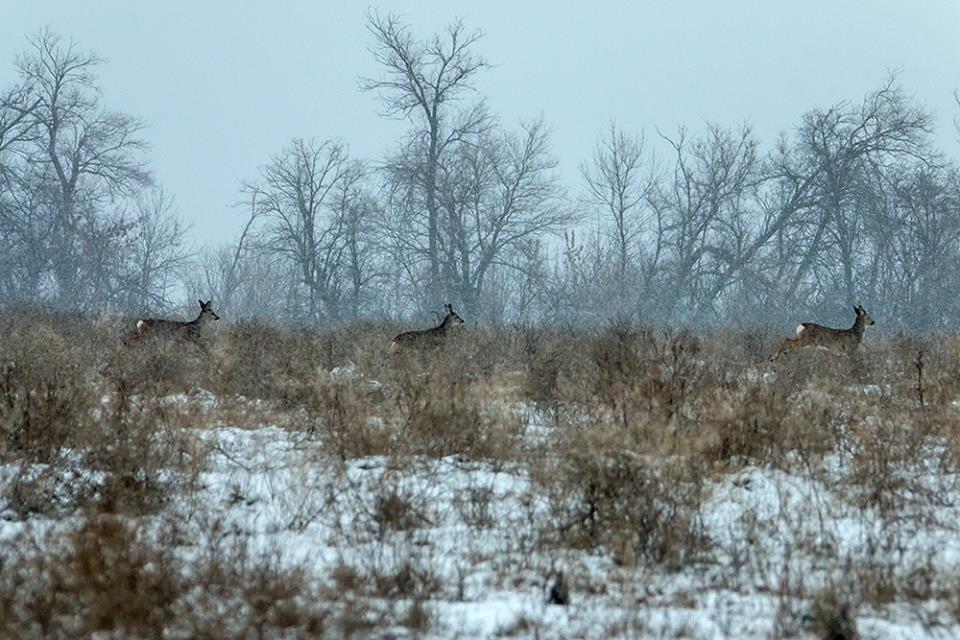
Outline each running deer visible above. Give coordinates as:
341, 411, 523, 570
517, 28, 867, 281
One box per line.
390, 303, 465, 351
126, 299, 221, 346
770, 305, 875, 362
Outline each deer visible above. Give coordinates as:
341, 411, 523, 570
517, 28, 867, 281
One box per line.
126, 299, 221, 347
389, 303, 465, 352
770, 305, 875, 362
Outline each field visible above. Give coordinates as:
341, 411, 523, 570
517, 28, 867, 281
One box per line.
2, 307, 960, 638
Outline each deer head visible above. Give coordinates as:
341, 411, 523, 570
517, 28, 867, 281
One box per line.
443, 303, 465, 328
199, 299, 221, 322
854, 305, 875, 327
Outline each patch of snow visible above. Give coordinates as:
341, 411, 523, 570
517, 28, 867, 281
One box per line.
5, 390, 960, 638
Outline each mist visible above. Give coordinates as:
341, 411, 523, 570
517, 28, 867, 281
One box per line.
7, 7, 960, 636
2, 4, 960, 331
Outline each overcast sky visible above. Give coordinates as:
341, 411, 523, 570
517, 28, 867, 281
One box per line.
2, 1, 959, 245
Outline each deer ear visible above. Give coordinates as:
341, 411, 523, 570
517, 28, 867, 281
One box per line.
206, 300, 212, 306
853, 305, 859, 315
199, 299, 205, 307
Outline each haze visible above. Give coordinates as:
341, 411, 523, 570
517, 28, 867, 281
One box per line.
3, 1, 957, 243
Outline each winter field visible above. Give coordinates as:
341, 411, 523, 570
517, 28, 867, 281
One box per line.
3, 307, 960, 638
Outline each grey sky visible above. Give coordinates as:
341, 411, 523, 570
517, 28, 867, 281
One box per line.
2, 1, 959, 245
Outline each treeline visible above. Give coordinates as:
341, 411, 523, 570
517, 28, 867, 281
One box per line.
2, 16, 958, 330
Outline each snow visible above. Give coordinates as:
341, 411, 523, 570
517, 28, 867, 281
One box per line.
4, 386, 960, 638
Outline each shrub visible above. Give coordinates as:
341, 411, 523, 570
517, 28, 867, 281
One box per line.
0, 515, 331, 639
0, 309, 206, 517
537, 421, 706, 569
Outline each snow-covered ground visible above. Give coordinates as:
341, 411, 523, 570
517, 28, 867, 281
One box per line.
4, 383, 960, 639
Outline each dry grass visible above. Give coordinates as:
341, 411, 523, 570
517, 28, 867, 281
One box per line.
0, 307, 206, 517
4, 307, 956, 522
0, 515, 182, 639
536, 420, 708, 568
3, 307, 960, 635
0, 515, 331, 639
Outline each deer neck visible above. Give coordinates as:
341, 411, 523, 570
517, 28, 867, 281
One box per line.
437, 315, 452, 332
850, 315, 866, 341
192, 310, 211, 328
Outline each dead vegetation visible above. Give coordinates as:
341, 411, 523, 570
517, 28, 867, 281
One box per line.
2, 306, 960, 636
0, 515, 332, 639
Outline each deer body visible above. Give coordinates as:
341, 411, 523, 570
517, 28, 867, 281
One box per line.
127, 300, 220, 345
771, 305, 874, 362
390, 304, 464, 351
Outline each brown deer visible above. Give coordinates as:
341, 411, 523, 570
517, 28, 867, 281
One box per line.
771, 305, 875, 362
126, 299, 220, 346
390, 303, 465, 351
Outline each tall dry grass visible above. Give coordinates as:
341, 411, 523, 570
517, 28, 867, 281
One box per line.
4, 306, 960, 634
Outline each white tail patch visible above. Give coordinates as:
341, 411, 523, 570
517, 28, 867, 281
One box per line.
795, 324, 806, 337
136, 319, 147, 332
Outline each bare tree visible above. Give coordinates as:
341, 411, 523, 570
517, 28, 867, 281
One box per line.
361, 10, 491, 307
580, 122, 657, 313
864, 162, 960, 330
480, 237, 549, 324
546, 229, 609, 325
0, 82, 39, 158
203, 193, 262, 316
187, 193, 294, 322
435, 117, 573, 318
16, 28, 151, 309
782, 76, 932, 307
246, 138, 371, 322
0, 75, 44, 302
0, 160, 52, 302
191, 245, 291, 321
649, 123, 762, 321
340, 188, 384, 318
123, 189, 191, 311
617, 79, 935, 326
